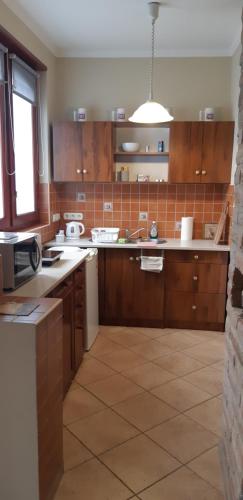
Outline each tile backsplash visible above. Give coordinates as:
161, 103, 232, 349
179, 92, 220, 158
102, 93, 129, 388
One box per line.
45, 182, 233, 242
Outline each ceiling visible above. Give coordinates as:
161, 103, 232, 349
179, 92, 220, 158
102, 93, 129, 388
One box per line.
3, 0, 242, 57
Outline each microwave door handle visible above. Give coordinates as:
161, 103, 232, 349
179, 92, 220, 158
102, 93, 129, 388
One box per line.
29, 241, 41, 272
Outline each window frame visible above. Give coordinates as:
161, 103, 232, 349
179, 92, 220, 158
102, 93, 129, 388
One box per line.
0, 25, 46, 231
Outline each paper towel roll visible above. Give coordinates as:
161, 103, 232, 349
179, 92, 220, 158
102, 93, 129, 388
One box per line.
181, 217, 193, 241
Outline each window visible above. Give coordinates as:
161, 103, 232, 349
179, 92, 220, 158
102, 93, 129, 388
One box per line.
0, 42, 40, 230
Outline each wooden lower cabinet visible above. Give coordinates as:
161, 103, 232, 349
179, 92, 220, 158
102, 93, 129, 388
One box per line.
99, 248, 164, 327
48, 263, 86, 395
164, 250, 228, 331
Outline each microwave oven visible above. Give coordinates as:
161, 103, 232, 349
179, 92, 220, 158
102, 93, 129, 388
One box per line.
0, 232, 42, 290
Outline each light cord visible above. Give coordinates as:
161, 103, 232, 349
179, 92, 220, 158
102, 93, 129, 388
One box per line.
149, 19, 155, 101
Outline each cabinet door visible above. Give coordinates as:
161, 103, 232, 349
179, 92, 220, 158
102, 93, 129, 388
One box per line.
53, 122, 83, 182
81, 122, 113, 182
165, 262, 194, 292
169, 122, 203, 183
194, 293, 226, 324
73, 265, 86, 371
195, 263, 228, 293
100, 249, 164, 327
201, 122, 234, 183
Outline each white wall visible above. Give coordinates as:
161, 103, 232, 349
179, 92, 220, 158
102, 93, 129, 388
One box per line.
55, 57, 232, 122
230, 44, 241, 184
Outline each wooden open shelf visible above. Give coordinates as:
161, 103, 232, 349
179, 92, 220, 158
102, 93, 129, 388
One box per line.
114, 151, 169, 156
114, 121, 171, 128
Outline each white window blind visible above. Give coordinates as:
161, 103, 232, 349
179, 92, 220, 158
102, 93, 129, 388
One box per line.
11, 55, 38, 104
0, 44, 7, 85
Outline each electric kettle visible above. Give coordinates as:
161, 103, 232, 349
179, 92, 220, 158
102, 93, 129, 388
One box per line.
66, 221, 85, 239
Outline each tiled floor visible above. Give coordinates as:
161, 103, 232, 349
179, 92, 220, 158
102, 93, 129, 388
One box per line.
55, 326, 225, 500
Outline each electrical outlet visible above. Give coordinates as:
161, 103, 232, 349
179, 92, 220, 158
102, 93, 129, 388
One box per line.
103, 202, 113, 212
139, 212, 148, 221
175, 221, 182, 231
76, 192, 86, 202
63, 212, 83, 220
52, 213, 60, 222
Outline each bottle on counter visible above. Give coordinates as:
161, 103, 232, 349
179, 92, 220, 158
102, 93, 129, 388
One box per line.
55, 230, 65, 243
150, 221, 158, 239
158, 140, 164, 153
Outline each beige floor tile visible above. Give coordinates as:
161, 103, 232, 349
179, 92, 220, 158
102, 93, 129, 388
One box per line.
130, 340, 173, 361
139, 466, 225, 500
183, 366, 223, 396
99, 325, 125, 335
154, 352, 205, 376
54, 457, 132, 500
134, 327, 170, 338
185, 398, 222, 436
106, 329, 150, 347
210, 360, 225, 374
68, 408, 139, 455
158, 332, 203, 351
63, 386, 105, 425
63, 428, 92, 471
75, 357, 116, 386
86, 374, 144, 406
146, 414, 218, 464
100, 434, 179, 493
122, 362, 176, 390
188, 447, 223, 492
113, 392, 178, 431
90, 335, 120, 356
182, 340, 225, 365
94, 347, 145, 372
69, 381, 80, 392
151, 378, 211, 411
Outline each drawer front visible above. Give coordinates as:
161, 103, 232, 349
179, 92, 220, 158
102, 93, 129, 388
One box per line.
166, 262, 228, 294
165, 290, 226, 325
165, 250, 228, 264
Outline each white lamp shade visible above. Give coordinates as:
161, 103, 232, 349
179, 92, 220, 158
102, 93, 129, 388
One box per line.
129, 100, 174, 124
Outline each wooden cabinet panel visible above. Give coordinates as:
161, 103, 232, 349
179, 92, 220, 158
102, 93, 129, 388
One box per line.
169, 122, 202, 183
168, 121, 234, 184
53, 121, 113, 182
73, 264, 86, 371
165, 250, 228, 264
201, 122, 234, 183
165, 291, 226, 330
99, 249, 164, 327
166, 261, 228, 293
53, 122, 83, 182
61, 286, 75, 394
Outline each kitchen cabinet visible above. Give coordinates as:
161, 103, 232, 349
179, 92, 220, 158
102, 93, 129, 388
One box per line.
52, 121, 114, 182
169, 121, 234, 183
164, 250, 228, 331
48, 262, 86, 395
99, 248, 164, 327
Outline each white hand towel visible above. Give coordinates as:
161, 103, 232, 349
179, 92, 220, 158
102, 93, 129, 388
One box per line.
140, 256, 163, 273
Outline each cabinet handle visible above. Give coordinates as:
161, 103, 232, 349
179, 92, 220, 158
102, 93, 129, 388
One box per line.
193, 275, 198, 281
192, 305, 197, 310
201, 170, 207, 175
195, 170, 200, 175
76, 169, 81, 174
194, 255, 199, 260
129, 256, 134, 261
83, 169, 87, 174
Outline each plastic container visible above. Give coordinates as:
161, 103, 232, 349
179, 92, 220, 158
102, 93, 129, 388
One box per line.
91, 228, 120, 243
150, 221, 158, 239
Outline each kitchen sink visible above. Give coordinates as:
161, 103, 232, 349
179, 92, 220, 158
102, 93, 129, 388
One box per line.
124, 238, 167, 245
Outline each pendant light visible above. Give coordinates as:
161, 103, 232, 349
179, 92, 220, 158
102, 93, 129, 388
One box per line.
129, 2, 173, 124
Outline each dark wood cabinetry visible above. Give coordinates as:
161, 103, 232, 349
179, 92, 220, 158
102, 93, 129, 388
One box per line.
169, 121, 234, 183
48, 263, 86, 395
164, 250, 228, 331
99, 248, 164, 327
52, 121, 113, 182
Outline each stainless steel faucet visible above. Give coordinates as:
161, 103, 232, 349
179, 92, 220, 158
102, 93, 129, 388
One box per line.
125, 228, 145, 240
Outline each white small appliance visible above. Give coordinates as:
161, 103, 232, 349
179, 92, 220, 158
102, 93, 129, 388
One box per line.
66, 221, 85, 240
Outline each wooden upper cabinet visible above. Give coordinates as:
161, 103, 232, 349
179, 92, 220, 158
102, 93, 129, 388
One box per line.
52, 121, 113, 182
169, 121, 234, 183
169, 122, 203, 183
201, 122, 234, 183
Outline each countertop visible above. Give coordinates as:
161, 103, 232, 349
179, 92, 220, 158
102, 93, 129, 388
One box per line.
46, 237, 230, 252
8, 248, 90, 298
